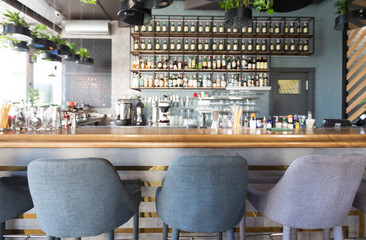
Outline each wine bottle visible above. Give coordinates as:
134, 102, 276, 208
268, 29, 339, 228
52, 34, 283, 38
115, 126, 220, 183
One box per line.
298, 40, 303, 51
269, 23, 274, 33
134, 25, 139, 32
256, 40, 260, 51
275, 22, 280, 34
170, 21, 175, 33
134, 39, 139, 50
163, 38, 168, 50
140, 38, 146, 50
227, 40, 232, 51
148, 22, 153, 32
177, 21, 182, 33
213, 21, 218, 33
303, 22, 309, 34
198, 21, 204, 33
222, 54, 226, 69
270, 40, 274, 51
262, 22, 267, 34
162, 21, 167, 32
212, 39, 217, 51
303, 40, 309, 52
155, 39, 161, 50
184, 21, 189, 33
219, 22, 224, 33
248, 40, 253, 51
219, 39, 224, 51
207, 56, 212, 69
190, 38, 196, 51
256, 22, 260, 33
190, 21, 196, 33
284, 22, 289, 34
184, 39, 189, 51
276, 39, 281, 51
170, 39, 175, 51
241, 39, 246, 51
297, 23, 302, 34
204, 39, 210, 51
289, 22, 295, 34
141, 24, 146, 32
202, 55, 208, 69
176, 38, 182, 51
284, 40, 289, 51
147, 39, 152, 50
198, 39, 203, 51
205, 21, 210, 33
247, 24, 253, 33
156, 21, 161, 32
233, 40, 238, 51
261, 40, 267, 51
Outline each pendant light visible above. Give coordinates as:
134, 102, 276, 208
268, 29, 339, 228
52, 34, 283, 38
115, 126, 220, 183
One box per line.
133, 0, 174, 9
118, 0, 152, 26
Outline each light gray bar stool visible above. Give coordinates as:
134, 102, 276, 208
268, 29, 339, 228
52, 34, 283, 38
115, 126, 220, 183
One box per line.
352, 181, 366, 240
27, 158, 142, 240
247, 154, 366, 240
155, 155, 248, 240
0, 176, 34, 240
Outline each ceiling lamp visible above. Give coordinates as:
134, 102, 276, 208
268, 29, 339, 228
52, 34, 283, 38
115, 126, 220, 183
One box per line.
133, 0, 174, 9
118, 0, 152, 26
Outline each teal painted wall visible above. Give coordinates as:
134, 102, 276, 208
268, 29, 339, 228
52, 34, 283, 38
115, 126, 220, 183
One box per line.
152, 0, 343, 125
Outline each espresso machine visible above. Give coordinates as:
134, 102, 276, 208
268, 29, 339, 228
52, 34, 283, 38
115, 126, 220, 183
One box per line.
158, 96, 171, 126
114, 100, 132, 126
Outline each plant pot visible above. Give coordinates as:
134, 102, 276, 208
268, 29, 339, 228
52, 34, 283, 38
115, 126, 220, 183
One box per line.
64, 53, 81, 62
273, 0, 312, 12
77, 57, 94, 65
224, 7, 252, 29
30, 38, 56, 51
118, 0, 152, 26
133, 0, 173, 9
39, 52, 62, 62
334, 9, 366, 31
11, 41, 30, 52
2, 24, 32, 42
49, 43, 71, 57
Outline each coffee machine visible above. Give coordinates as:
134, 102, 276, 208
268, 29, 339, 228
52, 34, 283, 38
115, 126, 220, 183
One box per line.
114, 100, 132, 126
158, 96, 171, 126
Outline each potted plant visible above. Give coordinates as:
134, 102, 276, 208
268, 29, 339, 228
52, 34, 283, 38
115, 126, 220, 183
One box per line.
80, 0, 98, 4
253, 0, 274, 14
219, 0, 252, 29
334, 0, 366, 31
49, 34, 70, 56
0, 35, 29, 52
1, 10, 32, 42
64, 42, 81, 62
30, 24, 56, 50
76, 48, 94, 65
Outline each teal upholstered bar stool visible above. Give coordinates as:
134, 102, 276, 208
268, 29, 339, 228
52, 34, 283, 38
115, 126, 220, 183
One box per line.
27, 158, 142, 240
0, 176, 33, 240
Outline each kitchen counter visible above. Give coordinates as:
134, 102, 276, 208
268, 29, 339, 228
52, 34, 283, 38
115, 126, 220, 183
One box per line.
0, 127, 365, 148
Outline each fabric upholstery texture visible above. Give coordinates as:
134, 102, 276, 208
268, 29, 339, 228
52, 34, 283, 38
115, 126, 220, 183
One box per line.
353, 182, 366, 213
247, 154, 366, 230
156, 155, 248, 233
0, 176, 33, 223
27, 158, 141, 238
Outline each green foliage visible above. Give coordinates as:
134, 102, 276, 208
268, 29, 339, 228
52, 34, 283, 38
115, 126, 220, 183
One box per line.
49, 34, 67, 45
219, 0, 249, 11
335, 0, 349, 14
31, 50, 45, 63
1, 10, 29, 28
27, 88, 40, 106
76, 48, 90, 58
80, 0, 97, 5
31, 24, 51, 39
66, 42, 78, 54
253, 0, 274, 14
0, 35, 20, 49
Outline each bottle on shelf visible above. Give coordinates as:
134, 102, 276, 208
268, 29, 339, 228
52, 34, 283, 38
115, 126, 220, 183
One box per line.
158, 56, 163, 69
263, 57, 268, 69
264, 73, 269, 86
156, 21, 161, 32
204, 39, 210, 51
134, 25, 139, 32
198, 39, 203, 51
155, 39, 161, 50
243, 76, 248, 87
227, 39, 232, 51
177, 21, 182, 33
219, 22, 224, 33
212, 39, 218, 51
134, 39, 139, 50
262, 22, 267, 33
242, 26, 247, 33
178, 74, 183, 87
162, 21, 167, 32
248, 39, 253, 51
255, 40, 261, 51
227, 27, 232, 33
148, 22, 153, 32
269, 23, 274, 33
284, 22, 289, 34
198, 21, 204, 33
247, 57, 252, 69
140, 38, 146, 50
184, 39, 189, 51
168, 74, 173, 87
270, 40, 274, 51
222, 54, 227, 69
198, 56, 203, 69
163, 56, 168, 69
169, 58, 174, 69
147, 39, 152, 50
221, 74, 226, 87
256, 22, 260, 33
212, 56, 217, 69
256, 57, 260, 69
178, 58, 183, 69
241, 39, 246, 51
184, 21, 189, 33
184, 59, 189, 69
190, 21, 196, 33
275, 22, 280, 34
297, 23, 302, 34
170, 21, 175, 32
205, 21, 210, 33
290, 39, 296, 51
219, 39, 224, 51
207, 56, 212, 69
261, 40, 267, 51
151, 56, 156, 69
252, 57, 256, 69
202, 55, 208, 69
191, 56, 196, 69
242, 55, 248, 69
190, 38, 196, 51
164, 74, 168, 88
236, 56, 240, 69
163, 38, 168, 50
227, 56, 232, 70
233, 40, 238, 51
170, 39, 176, 51
303, 22, 309, 34
289, 22, 295, 34
303, 40, 309, 52
233, 27, 238, 33
276, 39, 281, 51
213, 21, 218, 33
284, 40, 289, 51
176, 38, 182, 51
141, 24, 146, 32
217, 55, 222, 69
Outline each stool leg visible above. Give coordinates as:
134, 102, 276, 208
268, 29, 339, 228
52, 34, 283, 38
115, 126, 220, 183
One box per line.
240, 214, 245, 240
106, 230, 114, 240
323, 228, 330, 240
0, 222, 5, 240
47, 236, 56, 240
217, 232, 222, 240
291, 228, 297, 240
171, 228, 180, 240
226, 229, 234, 240
283, 226, 291, 240
162, 223, 168, 240
333, 226, 344, 240
74, 238, 81, 240
133, 211, 139, 240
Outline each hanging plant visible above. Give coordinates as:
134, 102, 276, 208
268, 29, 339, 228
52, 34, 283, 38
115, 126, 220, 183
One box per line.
219, 0, 252, 28
30, 24, 55, 50
253, 0, 274, 14
335, 0, 349, 14
334, 0, 365, 31
1, 10, 32, 42
219, 0, 249, 11
77, 48, 91, 58
80, 0, 98, 5
1, 10, 29, 28
67, 42, 78, 54
76, 48, 94, 65
48, 34, 70, 56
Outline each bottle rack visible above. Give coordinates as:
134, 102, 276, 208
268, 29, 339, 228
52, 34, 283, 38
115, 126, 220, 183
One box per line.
130, 15, 314, 90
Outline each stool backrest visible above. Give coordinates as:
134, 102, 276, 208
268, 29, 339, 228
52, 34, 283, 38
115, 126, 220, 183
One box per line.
156, 155, 248, 233
266, 154, 366, 229
28, 158, 136, 238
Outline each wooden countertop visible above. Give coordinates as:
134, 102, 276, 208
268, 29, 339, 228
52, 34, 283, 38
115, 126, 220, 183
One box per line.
0, 127, 365, 148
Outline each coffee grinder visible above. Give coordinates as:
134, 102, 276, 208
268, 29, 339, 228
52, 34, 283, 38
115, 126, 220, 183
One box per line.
158, 96, 171, 126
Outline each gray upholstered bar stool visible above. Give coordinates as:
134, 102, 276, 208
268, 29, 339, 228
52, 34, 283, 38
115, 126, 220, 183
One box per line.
352, 182, 366, 239
0, 176, 34, 240
247, 154, 366, 240
156, 155, 248, 240
27, 158, 142, 240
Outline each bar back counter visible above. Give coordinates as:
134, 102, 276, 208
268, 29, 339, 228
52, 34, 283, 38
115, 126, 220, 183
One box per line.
1, 127, 366, 240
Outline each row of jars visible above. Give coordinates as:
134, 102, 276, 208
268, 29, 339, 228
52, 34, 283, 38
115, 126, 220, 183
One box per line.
134, 21, 310, 35
134, 38, 309, 52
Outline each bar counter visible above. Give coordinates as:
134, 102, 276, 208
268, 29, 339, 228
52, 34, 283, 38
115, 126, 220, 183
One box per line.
0, 127, 366, 148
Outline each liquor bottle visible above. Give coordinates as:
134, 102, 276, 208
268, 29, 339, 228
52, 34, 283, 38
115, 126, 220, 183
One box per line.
264, 73, 269, 86
233, 28, 238, 33
191, 56, 196, 69
284, 22, 289, 34
168, 74, 173, 87
141, 24, 146, 32
275, 22, 280, 34
270, 40, 274, 51
221, 74, 226, 87
216, 74, 221, 88
198, 21, 204, 33
219, 39, 224, 51
242, 55, 247, 69
227, 27, 232, 33
173, 57, 178, 69
248, 39, 253, 51
184, 39, 189, 51
178, 58, 183, 69
177, 21, 182, 33
227, 40, 232, 51
198, 39, 203, 51
184, 59, 188, 69
289, 22, 295, 34
284, 40, 289, 51
263, 57, 268, 69
219, 22, 224, 33
212, 39, 217, 51
184, 21, 189, 33
140, 58, 145, 69
236, 56, 240, 69
151, 56, 156, 69
213, 21, 218, 33
212, 56, 217, 69
207, 56, 212, 69
276, 39, 281, 51
241, 26, 246, 33
303, 40, 309, 52
298, 40, 303, 51
241, 39, 246, 51
134, 25, 139, 32
190, 21, 196, 33
256, 57, 261, 69
173, 75, 177, 87
176, 38, 182, 51
205, 21, 210, 33
227, 56, 231, 70
259, 73, 264, 87
178, 74, 183, 87
156, 21, 161, 32
232, 56, 237, 69
217, 55, 222, 69
269, 23, 274, 33
190, 39, 196, 51
132, 57, 138, 69
170, 21, 175, 32
147, 39, 152, 50
162, 21, 167, 32
203, 75, 208, 88
154, 75, 159, 88
290, 40, 296, 51
170, 39, 175, 51
247, 57, 252, 69
134, 39, 139, 50
140, 38, 146, 50
221, 54, 226, 69
261, 40, 267, 51
252, 57, 256, 69
148, 22, 153, 32
303, 22, 308, 34
202, 55, 208, 69
255, 75, 260, 87
163, 38, 168, 50
163, 57, 168, 69
204, 39, 210, 51
158, 56, 163, 69
297, 23, 302, 34
256, 22, 260, 33
198, 57, 203, 69
233, 40, 238, 51
243, 76, 248, 87
149, 76, 153, 87
255, 40, 261, 51
164, 74, 168, 88
262, 22, 267, 33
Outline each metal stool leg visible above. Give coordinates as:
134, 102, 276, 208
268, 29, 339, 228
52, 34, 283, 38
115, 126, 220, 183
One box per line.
74, 238, 81, 240
291, 228, 297, 240
133, 211, 139, 240
47, 236, 56, 240
0, 222, 5, 240
323, 228, 330, 240
226, 229, 234, 240
162, 223, 169, 240
240, 214, 246, 240
217, 232, 222, 240
171, 228, 180, 240
106, 230, 114, 240
283, 226, 291, 240
333, 226, 344, 240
